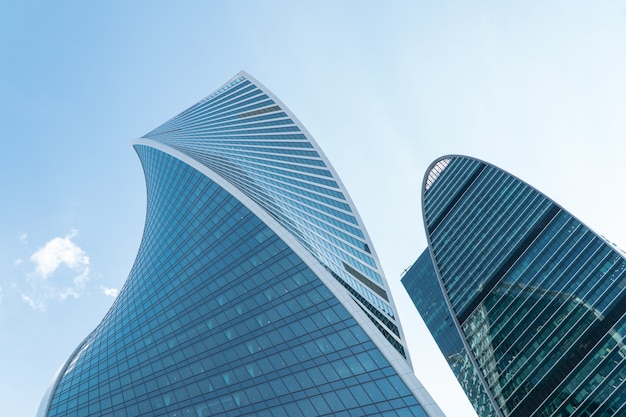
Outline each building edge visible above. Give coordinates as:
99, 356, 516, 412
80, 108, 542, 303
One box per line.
420, 153, 626, 416
36, 334, 92, 417
420, 155, 505, 417
131, 138, 446, 417
37, 138, 446, 417
237, 71, 413, 367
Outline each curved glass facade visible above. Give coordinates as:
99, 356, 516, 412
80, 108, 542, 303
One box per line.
405, 155, 626, 417
142, 72, 404, 355
39, 74, 443, 417
402, 251, 497, 417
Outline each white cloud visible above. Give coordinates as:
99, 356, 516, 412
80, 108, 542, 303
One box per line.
18, 230, 92, 311
30, 229, 90, 280
20, 293, 45, 312
57, 287, 81, 301
18, 233, 28, 244
101, 286, 119, 298
14, 258, 23, 266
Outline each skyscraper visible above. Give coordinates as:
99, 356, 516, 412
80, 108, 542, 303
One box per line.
38, 72, 444, 417
403, 155, 626, 417
402, 251, 497, 417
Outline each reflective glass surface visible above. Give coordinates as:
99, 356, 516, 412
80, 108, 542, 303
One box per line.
141, 73, 402, 353
43, 146, 428, 417
402, 251, 497, 417
419, 155, 626, 417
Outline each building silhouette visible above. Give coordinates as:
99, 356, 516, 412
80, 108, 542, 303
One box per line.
403, 251, 497, 417
403, 155, 626, 417
38, 73, 444, 417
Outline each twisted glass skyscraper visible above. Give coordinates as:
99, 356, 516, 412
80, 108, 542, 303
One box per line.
38, 73, 443, 417
403, 155, 626, 417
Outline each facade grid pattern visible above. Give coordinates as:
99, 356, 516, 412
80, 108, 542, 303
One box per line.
43, 146, 429, 417
402, 251, 498, 417
142, 74, 401, 349
406, 155, 626, 417
39, 73, 443, 417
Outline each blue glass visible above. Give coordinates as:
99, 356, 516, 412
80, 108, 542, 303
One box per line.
406, 155, 626, 417
39, 73, 440, 417
403, 251, 498, 417
141, 73, 395, 330
40, 147, 428, 417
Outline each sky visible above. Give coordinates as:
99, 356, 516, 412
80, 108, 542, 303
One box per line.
2, 1, 626, 416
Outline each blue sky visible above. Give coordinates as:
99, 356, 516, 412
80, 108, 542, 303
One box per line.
2, 2, 626, 416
